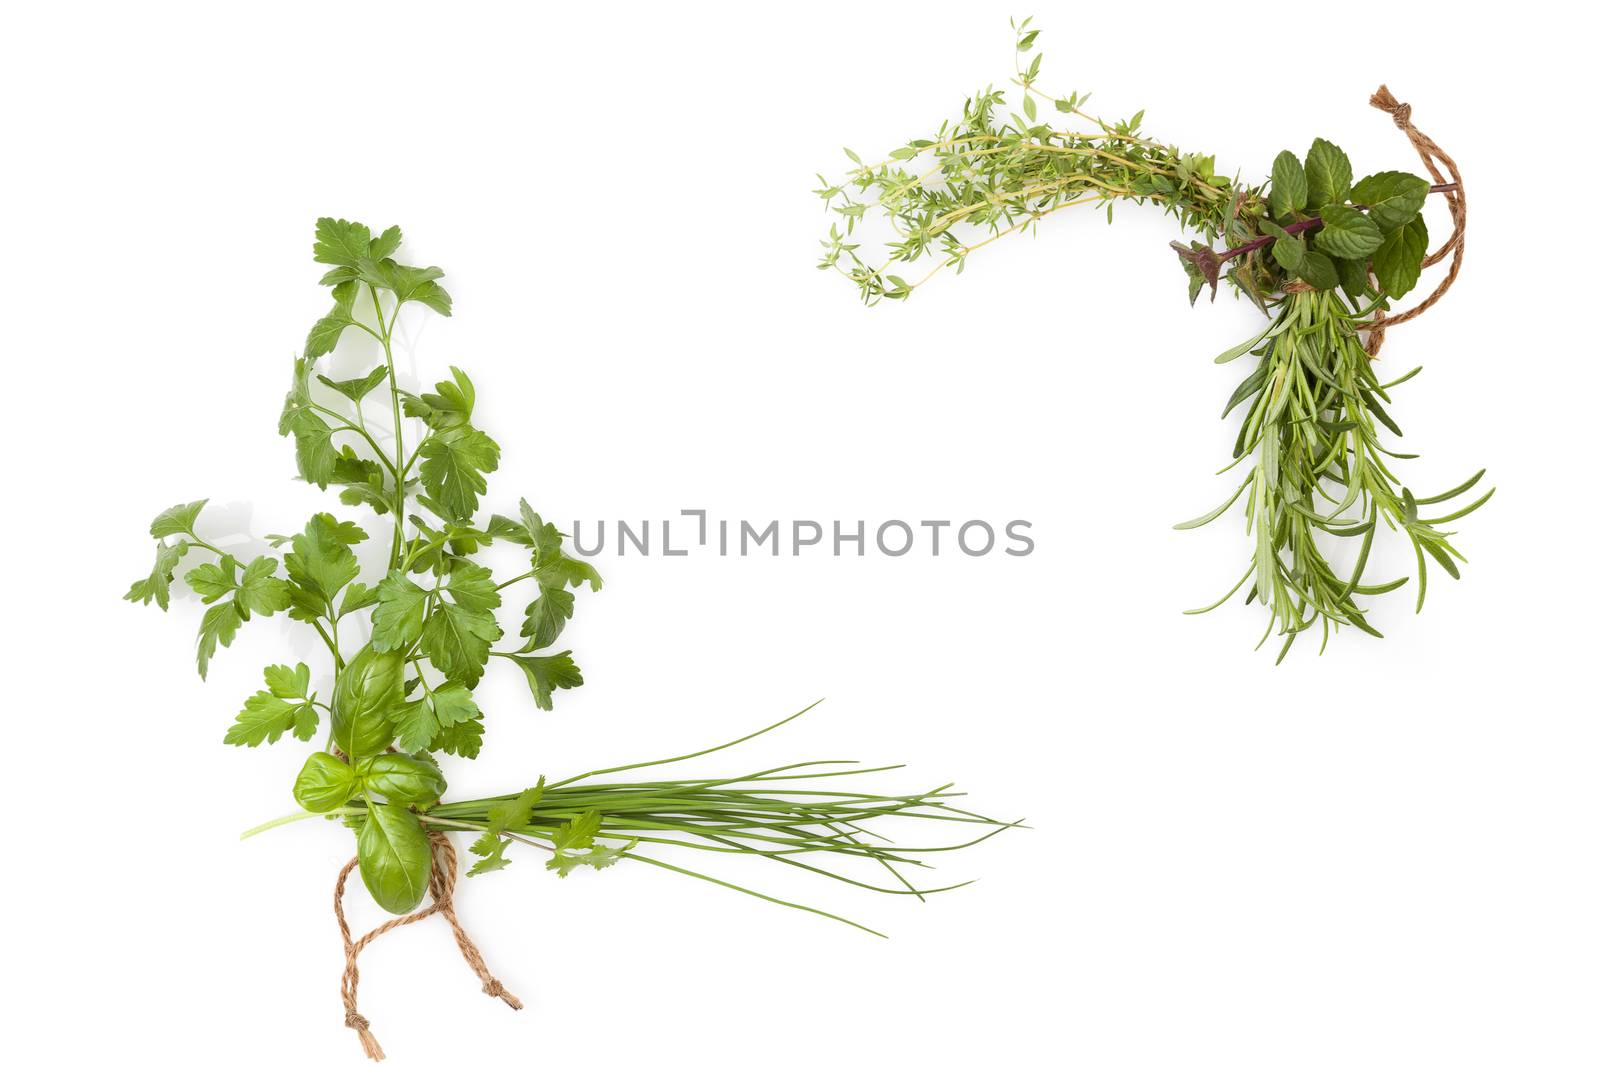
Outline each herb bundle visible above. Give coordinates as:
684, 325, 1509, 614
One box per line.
817, 21, 1491, 658
128, 220, 1011, 1059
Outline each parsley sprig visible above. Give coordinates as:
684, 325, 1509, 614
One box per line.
130, 221, 1011, 940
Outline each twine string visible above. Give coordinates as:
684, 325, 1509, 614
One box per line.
1362, 85, 1466, 355
333, 831, 522, 1061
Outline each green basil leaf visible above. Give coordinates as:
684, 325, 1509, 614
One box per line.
1372, 214, 1429, 298
1350, 170, 1430, 232
332, 646, 402, 758
294, 752, 358, 812
357, 805, 432, 914
1315, 204, 1384, 259
1305, 138, 1352, 208
1268, 150, 1307, 219
360, 753, 447, 806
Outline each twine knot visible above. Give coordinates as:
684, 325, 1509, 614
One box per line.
345, 1011, 370, 1031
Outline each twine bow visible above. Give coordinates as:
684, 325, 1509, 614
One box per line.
334, 831, 522, 1061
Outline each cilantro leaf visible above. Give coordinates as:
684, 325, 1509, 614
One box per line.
126, 540, 189, 610
505, 650, 583, 711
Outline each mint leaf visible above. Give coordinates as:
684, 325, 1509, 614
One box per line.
1315, 204, 1384, 260
1305, 138, 1352, 209
1350, 171, 1430, 232
1268, 150, 1307, 219
1372, 214, 1429, 299
1293, 250, 1340, 291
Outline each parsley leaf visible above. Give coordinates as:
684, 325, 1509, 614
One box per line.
420, 560, 502, 684
387, 680, 478, 753
371, 571, 429, 651
505, 650, 583, 711
545, 810, 633, 878
196, 601, 244, 679
126, 540, 189, 610
149, 499, 208, 539
284, 513, 366, 618
224, 663, 318, 746
418, 427, 500, 522
466, 779, 546, 876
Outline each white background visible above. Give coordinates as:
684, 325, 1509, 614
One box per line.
5, 2, 1597, 1064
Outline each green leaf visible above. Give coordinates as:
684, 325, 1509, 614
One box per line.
1334, 253, 1371, 301
264, 662, 312, 700
339, 581, 380, 617
379, 261, 452, 316
1268, 151, 1307, 219
369, 225, 403, 261
284, 513, 365, 613
418, 427, 500, 521
546, 843, 630, 878
196, 601, 244, 679
505, 650, 583, 711
313, 218, 373, 268
421, 601, 501, 686
227, 663, 317, 745
1350, 171, 1430, 232
545, 810, 631, 877
236, 556, 292, 616
149, 499, 208, 539
184, 558, 237, 603
331, 646, 403, 758
1372, 214, 1429, 298
357, 805, 431, 914
318, 366, 389, 404
387, 682, 478, 753
1315, 204, 1384, 259
1293, 250, 1340, 291
305, 281, 361, 359
407, 367, 476, 430
360, 753, 447, 806
371, 571, 429, 652
433, 715, 484, 759
520, 583, 575, 651
1270, 234, 1304, 271
294, 752, 358, 812
126, 541, 189, 610
1304, 138, 1352, 209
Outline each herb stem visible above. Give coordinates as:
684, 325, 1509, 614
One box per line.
370, 283, 406, 571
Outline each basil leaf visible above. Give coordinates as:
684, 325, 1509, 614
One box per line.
294, 752, 358, 813
360, 753, 447, 806
332, 646, 402, 758
357, 805, 432, 914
